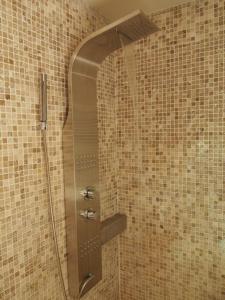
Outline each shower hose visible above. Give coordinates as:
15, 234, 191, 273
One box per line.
42, 130, 68, 300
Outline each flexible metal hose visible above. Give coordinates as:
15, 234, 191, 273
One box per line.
42, 129, 67, 300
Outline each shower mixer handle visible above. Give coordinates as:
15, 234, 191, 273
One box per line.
80, 209, 97, 220
80, 187, 95, 200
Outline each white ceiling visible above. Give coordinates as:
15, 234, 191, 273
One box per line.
88, 0, 190, 21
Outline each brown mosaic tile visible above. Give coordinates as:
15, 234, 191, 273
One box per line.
2, 0, 225, 299
0, 0, 118, 299
116, 1, 225, 299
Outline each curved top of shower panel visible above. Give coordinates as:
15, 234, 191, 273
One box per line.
69, 9, 159, 75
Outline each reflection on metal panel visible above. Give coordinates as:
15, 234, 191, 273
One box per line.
63, 9, 159, 299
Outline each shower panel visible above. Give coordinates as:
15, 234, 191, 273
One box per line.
63, 10, 158, 298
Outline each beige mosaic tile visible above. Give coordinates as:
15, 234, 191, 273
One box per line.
0, 0, 118, 299
116, 0, 225, 299
2, 0, 225, 299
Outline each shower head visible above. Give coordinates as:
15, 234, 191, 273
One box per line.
116, 10, 159, 44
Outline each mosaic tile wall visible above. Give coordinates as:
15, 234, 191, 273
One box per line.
116, 1, 225, 299
2, 0, 225, 299
0, 0, 118, 299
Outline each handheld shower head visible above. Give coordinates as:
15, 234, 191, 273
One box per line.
40, 73, 47, 130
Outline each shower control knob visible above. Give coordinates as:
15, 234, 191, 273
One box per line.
80, 209, 97, 220
80, 187, 95, 200
86, 210, 96, 220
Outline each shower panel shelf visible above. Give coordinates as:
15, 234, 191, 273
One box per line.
101, 213, 127, 245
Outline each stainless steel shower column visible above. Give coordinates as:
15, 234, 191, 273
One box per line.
63, 10, 158, 299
